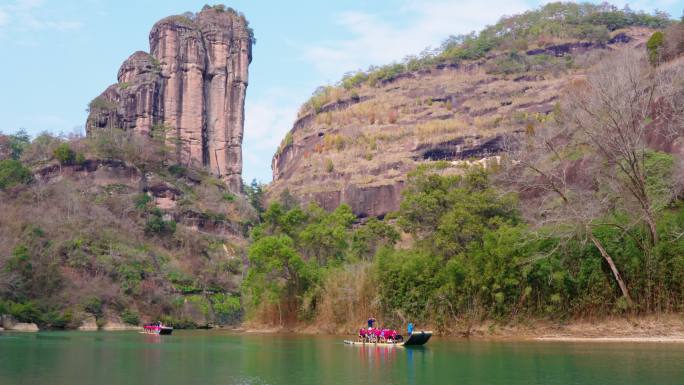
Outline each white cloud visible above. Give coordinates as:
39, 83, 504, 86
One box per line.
303, 0, 531, 80
0, 0, 82, 36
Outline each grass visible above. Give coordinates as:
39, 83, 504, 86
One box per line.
415, 118, 468, 141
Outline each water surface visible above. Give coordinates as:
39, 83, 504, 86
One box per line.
1, 331, 683, 385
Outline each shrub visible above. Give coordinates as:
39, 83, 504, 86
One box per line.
663, 22, 684, 61
9, 301, 42, 323
75, 152, 86, 165
20, 132, 62, 166
159, 315, 196, 329
83, 297, 103, 318
210, 293, 241, 324
44, 310, 72, 329
647, 31, 665, 65
53, 143, 76, 165
134, 193, 152, 210
167, 270, 201, 293
0, 159, 32, 189
325, 159, 334, 173
168, 164, 187, 177
121, 310, 140, 325
145, 212, 177, 236
487, 52, 529, 74
276, 132, 293, 156
367, 63, 405, 86
88, 96, 118, 112
340, 71, 368, 89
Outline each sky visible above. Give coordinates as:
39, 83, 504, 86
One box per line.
0, 0, 682, 183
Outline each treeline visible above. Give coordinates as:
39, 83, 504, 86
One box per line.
244, 166, 683, 331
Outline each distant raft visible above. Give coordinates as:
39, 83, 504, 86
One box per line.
344, 331, 432, 347
142, 324, 173, 335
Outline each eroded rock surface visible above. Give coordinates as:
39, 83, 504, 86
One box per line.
77, 315, 98, 331
270, 28, 648, 217
86, 6, 253, 191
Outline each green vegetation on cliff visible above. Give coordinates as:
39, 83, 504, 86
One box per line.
0, 129, 254, 329
301, 2, 674, 116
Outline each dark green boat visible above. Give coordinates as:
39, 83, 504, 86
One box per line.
402, 331, 432, 346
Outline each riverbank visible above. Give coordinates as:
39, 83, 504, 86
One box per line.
241, 314, 684, 342
3, 314, 682, 342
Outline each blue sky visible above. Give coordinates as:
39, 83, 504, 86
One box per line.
0, 0, 681, 183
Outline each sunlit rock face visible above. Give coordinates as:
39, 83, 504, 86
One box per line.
86, 6, 252, 191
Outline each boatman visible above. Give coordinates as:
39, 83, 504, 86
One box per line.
407, 322, 414, 336
367, 316, 376, 329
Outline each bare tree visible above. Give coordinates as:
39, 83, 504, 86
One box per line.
503, 122, 635, 306
503, 49, 684, 308
566, 50, 683, 247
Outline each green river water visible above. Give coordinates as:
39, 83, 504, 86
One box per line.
1, 330, 683, 385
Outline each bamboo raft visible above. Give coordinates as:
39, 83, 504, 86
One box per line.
344, 331, 433, 347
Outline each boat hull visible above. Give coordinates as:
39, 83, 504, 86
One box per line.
403, 331, 432, 346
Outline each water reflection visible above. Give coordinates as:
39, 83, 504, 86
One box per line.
142, 333, 163, 344
355, 344, 399, 367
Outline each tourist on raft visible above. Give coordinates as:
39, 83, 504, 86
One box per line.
358, 317, 404, 343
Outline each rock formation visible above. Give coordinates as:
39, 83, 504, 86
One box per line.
269, 28, 651, 218
86, 5, 253, 191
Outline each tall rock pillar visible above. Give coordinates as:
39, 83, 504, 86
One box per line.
86, 6, 253, 192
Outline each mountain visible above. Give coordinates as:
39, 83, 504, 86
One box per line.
269, 3, 670, 218
0, 5, 256, 331
86, 5, 254, 192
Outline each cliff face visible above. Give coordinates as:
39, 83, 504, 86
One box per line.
269, 28, 653, 218
86, 6, 252, 192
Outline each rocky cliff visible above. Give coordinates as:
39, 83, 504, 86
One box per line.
269, 28, 654, 218
86, 5, 253, 192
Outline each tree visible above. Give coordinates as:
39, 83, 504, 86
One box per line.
566, 50, 682, 247
350, 218, 399, 261
8, 130, 30, 160
398, 166, 518, 258
53, 143, 76, 165
299, 204, 355, 265
0, 160, 32, 189
244, 235, 309, 325
505, 50, 684, 307
244, 179, 265, 214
